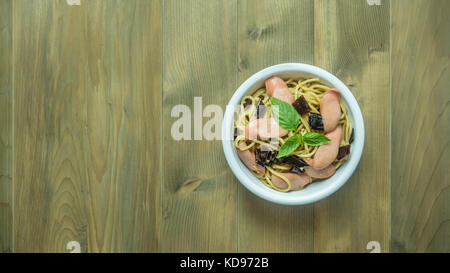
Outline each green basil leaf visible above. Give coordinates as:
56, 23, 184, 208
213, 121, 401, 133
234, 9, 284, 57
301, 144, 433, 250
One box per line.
302, 132, 331, 146
270, 97, 300, 131
277, 135, 302, 158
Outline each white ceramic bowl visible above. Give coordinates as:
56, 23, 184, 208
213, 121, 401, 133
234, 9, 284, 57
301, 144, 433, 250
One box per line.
222, 63, 364, 205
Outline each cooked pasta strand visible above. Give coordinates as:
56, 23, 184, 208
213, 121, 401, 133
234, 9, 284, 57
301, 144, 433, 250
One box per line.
234, 78, 352, 192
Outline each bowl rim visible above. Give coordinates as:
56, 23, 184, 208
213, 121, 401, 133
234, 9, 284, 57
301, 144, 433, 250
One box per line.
222, 63, 365, 205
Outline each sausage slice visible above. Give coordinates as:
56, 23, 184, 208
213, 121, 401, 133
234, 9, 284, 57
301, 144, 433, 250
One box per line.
245, 118, 288, 140
305, 164, 336, 179
271, 172, 311, 191
320, 89, 341, 133
307, 126, 342, 170
237, 142, 265, 177
265, 76, 295, 104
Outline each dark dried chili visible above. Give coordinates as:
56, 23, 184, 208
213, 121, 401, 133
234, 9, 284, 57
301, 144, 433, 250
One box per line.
255, 98, 266, 118
349, 128, 354, 144
255, 149, 279, 167
308, 112, 324, 131
290, 166, 306, 174
292, 95, 311, 115
336, 145, 351, 160
280, 155, 309, 168
243, 98, 252, 108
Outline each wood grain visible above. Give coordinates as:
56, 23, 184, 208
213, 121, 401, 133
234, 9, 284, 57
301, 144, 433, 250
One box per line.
0, 0, 12, 253
237, 0, 315, 252
391, 0, 450, 252
81, 0, 161, 253
161, 0, 237, 252
5, 0, 450, 253
313, 0, 390, 252
13, 0, 161, 252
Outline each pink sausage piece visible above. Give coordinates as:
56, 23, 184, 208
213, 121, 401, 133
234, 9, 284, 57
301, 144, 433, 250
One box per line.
320, 89, 341, 133
265, 76, 295, 104
308, 126, 342, 170
271, 172, 311, 191
305, 164, 336, 179
237, 142, 265, 177
245, 117, 288, 140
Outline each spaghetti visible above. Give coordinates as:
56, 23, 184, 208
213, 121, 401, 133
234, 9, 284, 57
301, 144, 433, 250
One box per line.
234, 77, 353, 192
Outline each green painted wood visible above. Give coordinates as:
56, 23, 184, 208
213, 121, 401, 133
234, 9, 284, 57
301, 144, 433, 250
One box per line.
237, 0, 315, 252
313, 0, 390, 252
161, 0, 238, 252
391, 0, 450, 252
13, 0, 161, 252
0, 0, 13, 253
5, 0, 450, 253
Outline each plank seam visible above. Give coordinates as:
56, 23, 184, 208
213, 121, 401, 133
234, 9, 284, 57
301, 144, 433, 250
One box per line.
235, 0, 239, 253
11, 0, 15, 253
389, 0, 392, 253
160, 0, 165, 253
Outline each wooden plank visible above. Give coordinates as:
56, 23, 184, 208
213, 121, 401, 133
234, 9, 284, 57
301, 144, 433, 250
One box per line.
391, 0, 450, 252
313, 0, 390, 252
237, 0, 315, 252
161, 0, 237, 252
13, 0, 87, 252
13, 0, 161, 252
0, 0, 12, 253
81, 0, 162, 253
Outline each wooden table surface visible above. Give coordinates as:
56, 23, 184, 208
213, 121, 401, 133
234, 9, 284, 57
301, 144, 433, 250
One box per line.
0, 0, 448, 253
